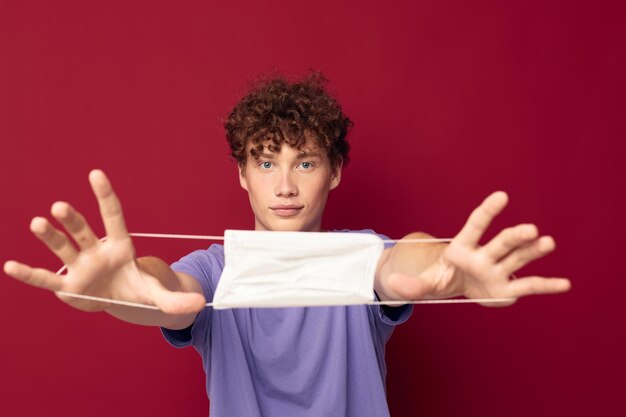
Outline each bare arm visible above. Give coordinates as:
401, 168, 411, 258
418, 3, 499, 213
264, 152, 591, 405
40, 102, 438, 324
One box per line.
3, 170, 206, 328
375, 192, 571, 305
375, 232, 449, 301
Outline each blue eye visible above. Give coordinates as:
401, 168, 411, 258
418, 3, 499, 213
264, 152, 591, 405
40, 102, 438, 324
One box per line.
260, 162, 273, 169
300, 162, 313, 170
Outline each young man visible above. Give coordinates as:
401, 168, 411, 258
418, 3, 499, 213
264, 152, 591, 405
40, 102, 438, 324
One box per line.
3, 73, 570, 416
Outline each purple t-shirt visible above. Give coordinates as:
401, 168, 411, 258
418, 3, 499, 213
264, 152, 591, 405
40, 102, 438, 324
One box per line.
161, 230, 412, 417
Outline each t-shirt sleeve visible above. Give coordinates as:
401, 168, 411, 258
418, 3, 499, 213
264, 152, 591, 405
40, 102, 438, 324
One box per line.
374, 294, 414, 325
377, 231, 414, 326
347, 229, 414, 327
160, 245, 224, 349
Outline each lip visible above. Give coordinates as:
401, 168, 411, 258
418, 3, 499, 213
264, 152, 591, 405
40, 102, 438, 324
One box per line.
270, 204, 304, 217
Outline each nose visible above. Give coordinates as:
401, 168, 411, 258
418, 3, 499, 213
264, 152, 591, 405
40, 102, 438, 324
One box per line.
274, 169, 298, 197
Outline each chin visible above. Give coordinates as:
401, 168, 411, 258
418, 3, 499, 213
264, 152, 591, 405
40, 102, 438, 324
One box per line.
258, 219, 318, 232
268, 223, 308, 232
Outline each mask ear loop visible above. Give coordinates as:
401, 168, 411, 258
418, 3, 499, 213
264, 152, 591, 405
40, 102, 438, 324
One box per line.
53, 232, 516, 309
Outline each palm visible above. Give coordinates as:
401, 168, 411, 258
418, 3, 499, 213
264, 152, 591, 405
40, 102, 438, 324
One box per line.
56, 237, 139, 311
441, 241, 513, 301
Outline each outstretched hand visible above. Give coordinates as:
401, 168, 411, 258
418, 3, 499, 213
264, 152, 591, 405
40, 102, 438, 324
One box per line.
3, 170, 205, 315
385, 192, 571, 306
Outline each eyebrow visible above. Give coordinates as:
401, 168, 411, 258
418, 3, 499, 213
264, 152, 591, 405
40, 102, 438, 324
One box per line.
258, 151, 322, 159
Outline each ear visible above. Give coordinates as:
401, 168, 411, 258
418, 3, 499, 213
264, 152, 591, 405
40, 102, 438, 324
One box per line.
238, 164, 248, 191
329, 158, 343, 191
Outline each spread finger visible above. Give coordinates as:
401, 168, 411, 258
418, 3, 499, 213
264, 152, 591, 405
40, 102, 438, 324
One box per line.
3, 260, 63, 292
51, 201, 100, 249
482, 224, 539, 261
30, 216, 78, 265
500, 236, 556, 274
454, 191, 509, 247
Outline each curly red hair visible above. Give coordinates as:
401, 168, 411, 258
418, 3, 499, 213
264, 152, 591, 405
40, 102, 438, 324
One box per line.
225, 72, 352, 171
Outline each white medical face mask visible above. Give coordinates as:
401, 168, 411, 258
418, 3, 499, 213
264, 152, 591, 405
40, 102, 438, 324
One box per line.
55, 231, 513, 309
212, 230, 385, 309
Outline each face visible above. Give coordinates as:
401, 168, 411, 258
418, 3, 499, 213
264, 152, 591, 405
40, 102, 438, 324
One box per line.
238, 139, 342, 232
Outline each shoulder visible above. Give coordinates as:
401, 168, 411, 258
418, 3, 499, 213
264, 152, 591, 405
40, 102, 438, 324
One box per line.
172, 244, 224, 270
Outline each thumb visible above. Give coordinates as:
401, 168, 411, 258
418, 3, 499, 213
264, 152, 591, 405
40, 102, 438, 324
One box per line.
148, 280, 206, 315
386, 272, 436, 301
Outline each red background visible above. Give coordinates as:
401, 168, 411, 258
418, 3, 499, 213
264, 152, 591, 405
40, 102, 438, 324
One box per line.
1, 0, 624, 416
